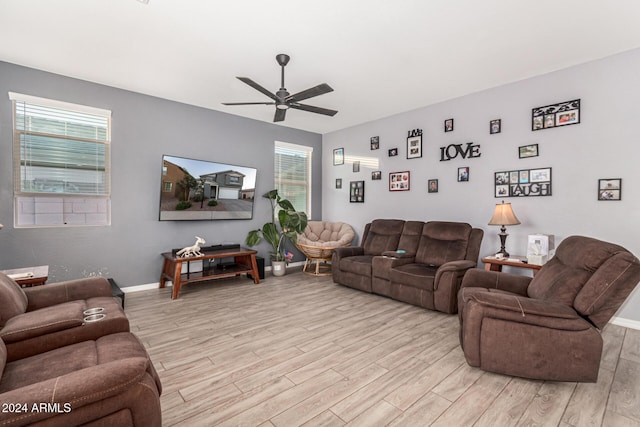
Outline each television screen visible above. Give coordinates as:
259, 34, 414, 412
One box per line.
159, 154, 257, 221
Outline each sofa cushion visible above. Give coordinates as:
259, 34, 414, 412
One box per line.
415, 222, 472, 266
396, 221, 424, 254
0, 273, 28, 326
390, 264, 437, 291
340, 255, 375, 277
0, 301, 85, 343
362, 220, 405, 255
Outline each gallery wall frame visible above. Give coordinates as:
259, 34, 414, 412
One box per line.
444, 118, 454, 132
407, 129, 422, 159
490, 119, 501, 134
333, 148, 344, 165
389, 171, 410, 191
370, 136, 379, 150
458, 167, 469, 182
428, 179, 439, 193
372, 171, 382, 180
598, 178, 621, 201
495, 167, 552, 197
519, 143, 539, 158
532, 99, 580, 131
389, 148, 398, 157
335, 178, 342, 189
350, 180, 365, 203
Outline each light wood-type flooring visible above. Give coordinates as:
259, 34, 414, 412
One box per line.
125, 271, 640, 426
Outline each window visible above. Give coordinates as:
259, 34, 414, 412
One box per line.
274, 141, 312, 215
10, 92, 111, 227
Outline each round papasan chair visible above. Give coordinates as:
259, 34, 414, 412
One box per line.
296, 221, 355, 276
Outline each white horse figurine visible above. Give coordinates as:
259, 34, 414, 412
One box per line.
176, 236, 206, 258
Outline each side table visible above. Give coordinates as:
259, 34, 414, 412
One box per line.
1, 265, 49, 287
481, 255, 542, 276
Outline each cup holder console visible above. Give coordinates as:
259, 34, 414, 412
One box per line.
83, 307, 105, 316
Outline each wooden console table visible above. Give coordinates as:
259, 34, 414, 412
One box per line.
160, 247, 260, 299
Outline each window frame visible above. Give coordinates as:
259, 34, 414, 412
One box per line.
274, 141, 313, 217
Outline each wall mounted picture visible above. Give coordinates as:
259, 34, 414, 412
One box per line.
598, 178, 621, 200
495, 167, 552, 197
333, 148, 344, 165
388, 148, 398, 157
372, 171, 382, 180
370, 136, 380, 150
532, 99, 580, 131
350, 180, 365, 203
428, 179, 439, 193
335, 178, 342, 189
458, 167, 469, 182
407, 129, 423, 159
389, 171, 410, 191
353, 161, 360, 173
519, 144, 539, 158
444, 118, 454, 132
490, 119, 501, 134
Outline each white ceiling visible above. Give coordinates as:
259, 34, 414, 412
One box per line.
2, 1, 640, 134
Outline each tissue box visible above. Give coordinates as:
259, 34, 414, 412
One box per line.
527, 254, 547, 266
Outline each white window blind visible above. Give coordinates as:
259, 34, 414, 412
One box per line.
274, 141, 312, 215
10, 92, 111, 227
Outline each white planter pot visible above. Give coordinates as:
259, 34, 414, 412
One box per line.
271, 261, 287, 277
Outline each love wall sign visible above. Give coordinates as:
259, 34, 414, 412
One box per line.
439, 142, 481, 161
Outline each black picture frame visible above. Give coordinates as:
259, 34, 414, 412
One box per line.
598, 178, 621, 201
333, 148, 344, 165
458, 167, 469, 182
388, 148, 398, 157
519, 144, 539, 158
353, 161, 360, 173
532, 99, 580, 131
428, 179, 438, 193
444, 118, 454, 132
370, 136, 379, 150
490, 119, 501, 134
372, 171, 382, 180
335, 178, 342, 189
495, 167, 552, 197
350, 180, 365, 203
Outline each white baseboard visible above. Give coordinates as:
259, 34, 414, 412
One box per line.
609, 316, 640, 331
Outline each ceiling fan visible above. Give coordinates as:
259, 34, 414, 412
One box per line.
222, 54, 338, 122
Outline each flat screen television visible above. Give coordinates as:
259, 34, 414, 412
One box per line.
159, 154, 257, 221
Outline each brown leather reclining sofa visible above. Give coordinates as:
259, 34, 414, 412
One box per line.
332, 219, 483, 313
0, 272, 162, 426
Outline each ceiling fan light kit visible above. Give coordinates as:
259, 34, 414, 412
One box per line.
223, 54, 337, 122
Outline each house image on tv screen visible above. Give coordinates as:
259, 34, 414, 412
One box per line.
200, 170, 245, 200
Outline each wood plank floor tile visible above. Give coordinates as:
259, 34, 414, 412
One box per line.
119, 271, 640, 426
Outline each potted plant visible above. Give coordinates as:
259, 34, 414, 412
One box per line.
245, 189, 308, 276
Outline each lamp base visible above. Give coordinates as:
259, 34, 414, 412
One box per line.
496, 229, 510, 258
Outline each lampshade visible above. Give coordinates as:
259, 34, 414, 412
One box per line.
488, 201, 520, 226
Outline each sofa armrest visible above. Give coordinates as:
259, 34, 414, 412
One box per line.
25, 277, 112, 311
333, 246, 364, 260
460, 288, 589, 330
0, 357, 152, 426
460, 268, 531, 297
435, 260, 476, 282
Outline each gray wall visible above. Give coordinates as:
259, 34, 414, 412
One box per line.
322, 48, 640, 322
0, 61, 323, 286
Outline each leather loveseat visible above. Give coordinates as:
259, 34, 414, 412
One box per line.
332, 219, 483, 313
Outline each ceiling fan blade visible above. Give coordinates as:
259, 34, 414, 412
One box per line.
237, 77, 278, 101
286, 83, 333, 103
222, 102, 275, 106
274, 108, 287, 122
290, 103, 338, 117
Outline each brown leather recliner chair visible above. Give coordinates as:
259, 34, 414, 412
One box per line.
458, 235, 640, 382
0, 272, 129, 361
0, 332, 162, 426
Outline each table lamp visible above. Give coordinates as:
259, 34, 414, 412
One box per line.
488, 201, 520, 257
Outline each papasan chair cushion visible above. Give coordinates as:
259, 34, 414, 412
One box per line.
296, 221, 355, 276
